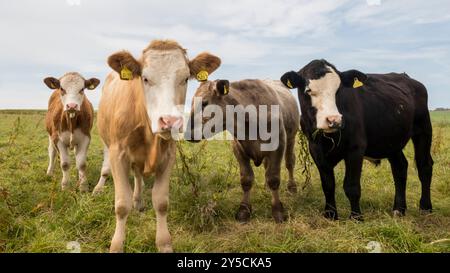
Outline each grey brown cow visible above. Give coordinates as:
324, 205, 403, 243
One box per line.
186, 78, 300, 223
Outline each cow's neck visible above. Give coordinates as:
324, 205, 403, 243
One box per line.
221, 93, 242, 139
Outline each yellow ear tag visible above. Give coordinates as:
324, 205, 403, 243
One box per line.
286, 79, 293, 89
120, 66, 133, 80
353, 78, 364, 88
89, 84, 95, 90
223, 85, 229, 95
50, 83, 56, 89
196, 70, 209, 82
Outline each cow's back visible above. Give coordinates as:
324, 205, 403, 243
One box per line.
347, 73, 422, 157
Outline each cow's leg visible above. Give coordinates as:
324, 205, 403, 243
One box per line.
46, 136, 57, 176
93, 146, 111, 194
56, 141, 70, 191
75, 135, 90, 193
285, 134, 297, 193
412, 130, 433, 213
317, 165, 338, 220
109, 146, 132, 253
264, 156, 286, 223
388, 151, 408, 216
343, 151, 364, 220
132, 168, 145, 212
232, 143, 254, 223
152, 154, 175, 253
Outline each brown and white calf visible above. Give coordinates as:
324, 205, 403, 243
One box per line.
186, 75, 300, 223
43, 72, 100, 192
92, 40, 220, 252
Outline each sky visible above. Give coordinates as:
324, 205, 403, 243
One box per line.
0, 0, 449, 110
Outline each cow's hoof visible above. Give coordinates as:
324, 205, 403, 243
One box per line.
79, 183, 89, 193
287, 182, 298, 194
349, 212, 364, 222
235, 203, 252, 223
46, 170, 53, 177
272, 202, 287, 223
61, 184, 69, 191
158, 244, 173, 253
323, 210, 338, 220
133, 199, 145, 212
109, 247, 123, 253
92, 186, 104, 195
393, 209, 405, 217
419, 208, 433, 215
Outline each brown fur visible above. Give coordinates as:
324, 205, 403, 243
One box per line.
45, 90, 94, 144
188, 52, 222, 78
143, 39, 187, 54
108, 51, 142, 78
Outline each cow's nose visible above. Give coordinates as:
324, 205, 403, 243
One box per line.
158, 115, 184, 131
326, 115, 342, 129
66, 103, 78, 111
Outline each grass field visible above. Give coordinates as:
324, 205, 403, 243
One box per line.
0, 110, 449, 253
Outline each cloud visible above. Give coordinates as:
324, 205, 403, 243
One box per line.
203, 0, 349, 38
344, 0, 450, 27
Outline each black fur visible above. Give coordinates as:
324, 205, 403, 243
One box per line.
281, 59, 434, 219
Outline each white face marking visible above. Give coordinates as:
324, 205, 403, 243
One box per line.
307, 66, 342, 131
59, 73, 85, 112
142, 50, 189, 133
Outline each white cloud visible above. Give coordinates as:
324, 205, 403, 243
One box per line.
203, 0, 349, 37
344, 0, 450, 27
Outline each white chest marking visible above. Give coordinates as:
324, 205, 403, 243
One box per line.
58, 129, 88, 147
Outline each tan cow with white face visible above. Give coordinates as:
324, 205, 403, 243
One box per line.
43, 72, 100, 192
92, 40, 220, 252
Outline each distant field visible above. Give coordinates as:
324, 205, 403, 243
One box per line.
0, 110, 449, 253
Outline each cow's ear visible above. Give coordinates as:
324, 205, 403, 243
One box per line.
189, 52, 221, 82
280, 71, 306, 90
107, 51, 142, 80
340, 70, 368, 88
85, 78, 100, 90
215, 80, 230, 96
43, 77, 60, 90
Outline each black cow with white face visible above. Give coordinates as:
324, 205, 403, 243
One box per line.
281, 59, 433, 220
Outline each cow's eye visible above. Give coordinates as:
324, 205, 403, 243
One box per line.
143, 77, 155, 86
180, 78, 188, 85
60, 88, 66, 95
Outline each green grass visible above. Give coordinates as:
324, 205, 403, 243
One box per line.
0, 110, 449, 253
